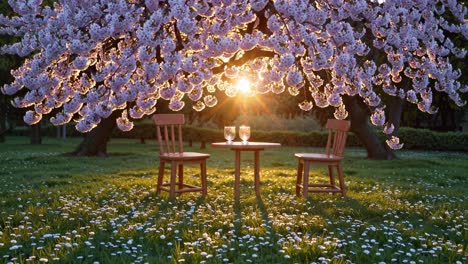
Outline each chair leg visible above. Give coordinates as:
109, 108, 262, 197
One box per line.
303, 161, 310, 198
296, 160, 303, 196
169, 161, 177, 199
157, 161, 165, 194
337, 163, 346, 197
328, 165, 335, 188
201, 160, 207, 196
178, 164, 184, 190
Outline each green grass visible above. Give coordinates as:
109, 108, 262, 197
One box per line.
0, 136, 467, 263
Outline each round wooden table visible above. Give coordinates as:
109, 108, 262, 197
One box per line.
211, 142, 281, 198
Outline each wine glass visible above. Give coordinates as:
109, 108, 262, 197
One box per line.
224, 126, 236, 144
239, 126, 250, 144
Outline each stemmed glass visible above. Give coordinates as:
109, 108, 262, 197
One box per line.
224, 126, 236, 144
239, 126, 250, 144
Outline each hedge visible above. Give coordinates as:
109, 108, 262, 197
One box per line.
7, 124, 468, 152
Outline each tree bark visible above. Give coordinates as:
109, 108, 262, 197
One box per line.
30, 123, 42, 145
343, 96, 396, 160
386, 95, 404, 135
67, 112, 119, 156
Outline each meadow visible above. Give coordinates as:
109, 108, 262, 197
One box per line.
0, 137, 467, 263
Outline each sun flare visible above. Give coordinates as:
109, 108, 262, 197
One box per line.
236, 78, 252, 95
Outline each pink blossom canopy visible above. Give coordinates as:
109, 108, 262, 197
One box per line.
1, 0, 467, 149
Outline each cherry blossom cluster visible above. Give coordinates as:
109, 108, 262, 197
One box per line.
1, 0, 466, 149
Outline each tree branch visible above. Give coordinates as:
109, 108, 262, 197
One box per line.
211, 48, 276, 74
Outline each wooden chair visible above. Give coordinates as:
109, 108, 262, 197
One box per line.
295, 119, 351, 198
152, 114, 210, 199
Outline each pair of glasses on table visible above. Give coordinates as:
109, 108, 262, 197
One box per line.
224, 126, 250, 144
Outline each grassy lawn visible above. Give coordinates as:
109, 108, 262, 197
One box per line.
0, 136, 467, 263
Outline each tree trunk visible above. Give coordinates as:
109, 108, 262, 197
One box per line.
67, 112, 119, 156
343, 96, 395, 160
30, 123, 42, 145
386, 95, 404, 135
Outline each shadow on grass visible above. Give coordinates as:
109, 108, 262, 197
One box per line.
256, 195, 278, 241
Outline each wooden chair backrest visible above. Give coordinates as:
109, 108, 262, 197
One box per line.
325, 119, 351, 157
152, 114, 184, 155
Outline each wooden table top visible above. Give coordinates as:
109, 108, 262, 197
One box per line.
211, 142, 281, 149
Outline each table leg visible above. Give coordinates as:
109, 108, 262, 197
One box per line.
254, 150, 260, 196
303, 161, 310, 198
234, 149, 241, 198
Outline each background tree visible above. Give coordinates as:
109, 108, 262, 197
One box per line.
0, 0, 15, 143
0, 1, 57, 144
0, 54, 14, 143
0, 0, 466, 158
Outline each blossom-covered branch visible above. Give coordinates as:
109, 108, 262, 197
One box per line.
1, 0, 466, 149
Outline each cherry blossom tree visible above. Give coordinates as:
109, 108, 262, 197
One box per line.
0, 0, 466, 157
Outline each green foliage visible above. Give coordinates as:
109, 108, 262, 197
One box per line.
397, 127, 468, 151
0, 137, 466, 263
231, 114, 321, 132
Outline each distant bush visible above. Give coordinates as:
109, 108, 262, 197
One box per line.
7, 124, 468, 152
113, 125, 468, 151
396, 127, 468, 151
7, 124, 83, 138
231, 114, 321, 132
